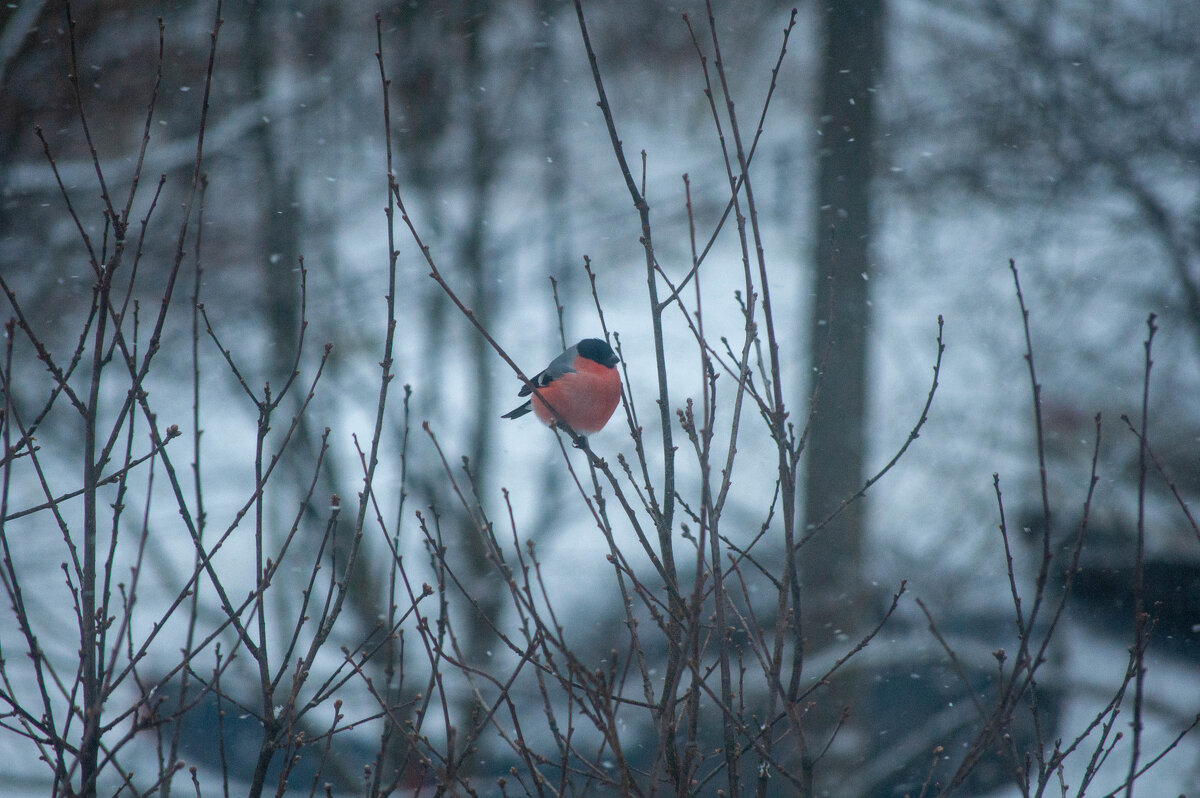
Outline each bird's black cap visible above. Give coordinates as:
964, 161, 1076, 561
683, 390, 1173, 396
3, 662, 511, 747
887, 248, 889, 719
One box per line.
577, 338, 619, 367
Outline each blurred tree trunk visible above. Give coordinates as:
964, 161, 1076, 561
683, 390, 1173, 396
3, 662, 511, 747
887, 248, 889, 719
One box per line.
457, 0, 504, 757
242, 0, 300, 378
802, 0, 884, 649
800, 3, 885, 785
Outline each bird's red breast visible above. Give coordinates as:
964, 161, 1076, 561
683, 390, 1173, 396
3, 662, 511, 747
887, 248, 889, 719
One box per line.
531, 355, 622, 434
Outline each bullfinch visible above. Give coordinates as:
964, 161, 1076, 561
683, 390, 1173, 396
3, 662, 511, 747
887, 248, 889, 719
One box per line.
501, 338, 622, 438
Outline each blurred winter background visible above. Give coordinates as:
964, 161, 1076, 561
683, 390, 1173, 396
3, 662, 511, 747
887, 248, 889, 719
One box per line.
2, 0, 1199, 795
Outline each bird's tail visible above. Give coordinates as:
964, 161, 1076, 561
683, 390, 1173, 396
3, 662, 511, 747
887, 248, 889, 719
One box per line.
501, 401, 532, 420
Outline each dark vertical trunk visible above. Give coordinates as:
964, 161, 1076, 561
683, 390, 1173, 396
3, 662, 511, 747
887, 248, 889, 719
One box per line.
803, 0, 884, 628
454, 0, 503, 767
537, 0, 572, 329
244, 0, 301, 381
800, 2, 884, 784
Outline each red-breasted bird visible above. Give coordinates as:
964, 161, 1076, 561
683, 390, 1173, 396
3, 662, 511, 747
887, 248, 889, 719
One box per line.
501, 338, 622, 439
